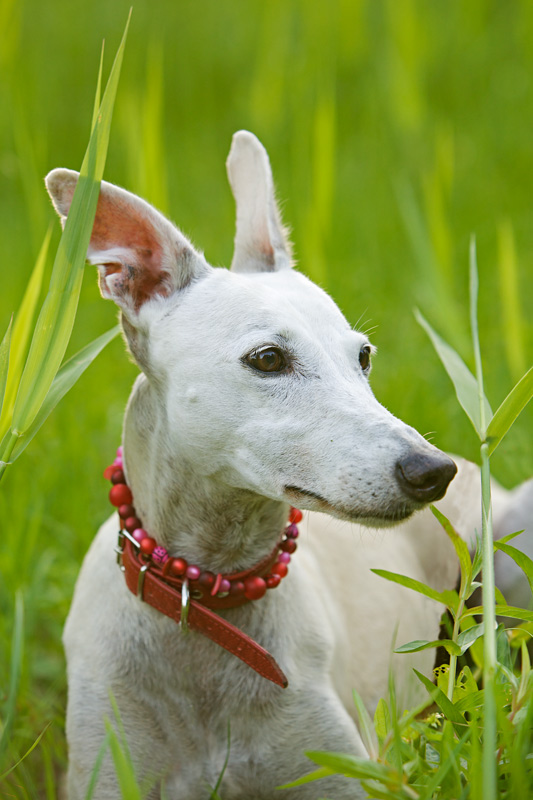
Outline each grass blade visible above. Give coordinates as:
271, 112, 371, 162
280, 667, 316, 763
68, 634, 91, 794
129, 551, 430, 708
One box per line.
493, 541, 533, 597
0, 316, 13, 418
11, 14, 130, 437
415, 307, 492, 438
0, 592, 24, 766
431, 504, 472, 582
485, 366, 533, 455
9, 325, 120, 462
0, 228, 51, 441
352, 688, 378, 759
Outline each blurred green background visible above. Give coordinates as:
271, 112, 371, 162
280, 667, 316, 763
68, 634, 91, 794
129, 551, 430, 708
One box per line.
1, 0, 532, 794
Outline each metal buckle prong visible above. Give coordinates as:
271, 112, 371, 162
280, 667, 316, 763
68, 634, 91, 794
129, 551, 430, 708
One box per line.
181, 579, 190, 634
137, 563, 150, 600
115, 530, 125, 570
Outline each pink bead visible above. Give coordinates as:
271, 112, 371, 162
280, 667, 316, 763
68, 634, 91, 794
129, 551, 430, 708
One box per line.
117, 446, 124, 457
113, 456, 123, 468
278, 552, 291, 564
219, 578, 231, 593
186, 565, 201, 581
132, 528, 147, 542
152, 546, 169, 565
285, 524, 299, 539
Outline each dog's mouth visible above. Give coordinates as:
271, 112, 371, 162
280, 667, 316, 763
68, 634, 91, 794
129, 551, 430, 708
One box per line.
283, 485, 416, 527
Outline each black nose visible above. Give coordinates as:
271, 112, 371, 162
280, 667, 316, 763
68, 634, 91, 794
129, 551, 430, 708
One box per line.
395, 451, 457, 503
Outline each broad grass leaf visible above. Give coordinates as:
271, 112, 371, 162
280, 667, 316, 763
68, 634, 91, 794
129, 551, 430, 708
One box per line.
413, 670, 465, 727
493, 541, 533, 597
457, 622, 485, 654
11, 17, 129, 435
0, 316, 13, 419
0, 229, 50, 441
454, 690, 485, 713
395, 638, 461, 656
371, 568, 459, 614
486, 366, 533, 455
9, 325, 120, 462
352, 688, 378, 759
415, 308, 492, 438
431, 505, 471, 581
374, 697, 390, 742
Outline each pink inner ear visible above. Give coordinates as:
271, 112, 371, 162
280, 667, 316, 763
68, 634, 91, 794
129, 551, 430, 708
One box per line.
91, 192, 169, 310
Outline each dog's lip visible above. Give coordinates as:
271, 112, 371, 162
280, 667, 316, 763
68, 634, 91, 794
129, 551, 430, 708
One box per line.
283, 485, 415, 525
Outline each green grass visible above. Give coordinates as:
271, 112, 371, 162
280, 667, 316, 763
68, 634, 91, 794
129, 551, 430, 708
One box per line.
0, 0, 532, 796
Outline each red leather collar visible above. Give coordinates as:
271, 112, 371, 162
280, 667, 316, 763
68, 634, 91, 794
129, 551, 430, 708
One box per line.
116, 531, 289, 688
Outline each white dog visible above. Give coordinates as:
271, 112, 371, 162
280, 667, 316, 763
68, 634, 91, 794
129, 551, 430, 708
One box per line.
47, 132, 499, 799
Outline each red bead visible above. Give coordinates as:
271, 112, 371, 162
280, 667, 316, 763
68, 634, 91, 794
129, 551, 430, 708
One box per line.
186, 565, 201, 581
111, 469, 126, 485
198, 571, 216, 591
229, 581, 245, 597
285, 524, 299, 539
118, 504, 135, 520
109, 484, 133, 507
103, 465, 115, 480
140, 537, 156, 555
168, 557, 188, 576
244, 576, 267, 601
289, 507, 303, 524
266, 573, 281, 589
271, 562, 288, 578
125, 516, 142, 533
281, 539, 297, 554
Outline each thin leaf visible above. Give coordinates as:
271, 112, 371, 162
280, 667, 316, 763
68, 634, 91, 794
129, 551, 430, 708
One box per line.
493, 541, 533, 597
0, 723, 50, 782
485, 366, 533, 455
415, 307, 492, 438
0, 228, 51, 441
305, 751, 399, 782
278, 765, 335, 789
498, 529, 525, 545
352, 688, 378, 760
92, 40, 105, 131
431, 504, 471, 581
371, 568, 459, 613
84, 732, 111, 800
395, 638, 461, 656
0, 315, 13, 418
464, 605, 533, 622
413, 669, 465, 727
11, 14, 130, 435
9, 325, 120, 462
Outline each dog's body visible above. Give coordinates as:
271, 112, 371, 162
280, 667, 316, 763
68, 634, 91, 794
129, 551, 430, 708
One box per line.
46, 131, 514, 798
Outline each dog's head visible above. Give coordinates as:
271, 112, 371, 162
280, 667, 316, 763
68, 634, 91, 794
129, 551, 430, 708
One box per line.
46, 131, 456, 526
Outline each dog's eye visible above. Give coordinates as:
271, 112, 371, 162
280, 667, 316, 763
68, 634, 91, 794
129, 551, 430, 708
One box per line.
359, 345, 371, 373
246, 347, 288, 373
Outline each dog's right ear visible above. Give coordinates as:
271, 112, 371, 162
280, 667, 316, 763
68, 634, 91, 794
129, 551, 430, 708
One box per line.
226, 131, 292, 273
45, 169, 210, 320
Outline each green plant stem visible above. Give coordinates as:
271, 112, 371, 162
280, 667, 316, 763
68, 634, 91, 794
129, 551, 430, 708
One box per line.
0, 429, 21, 482
481, 441, 497, 800
447, 595, 466, 701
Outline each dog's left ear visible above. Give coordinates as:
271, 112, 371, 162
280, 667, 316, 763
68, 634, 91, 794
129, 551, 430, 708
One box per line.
45, 169, 210, 319
226, 131, 292, 273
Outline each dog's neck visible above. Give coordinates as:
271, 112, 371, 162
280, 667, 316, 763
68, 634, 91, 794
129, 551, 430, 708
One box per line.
121, 375, 289, 574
